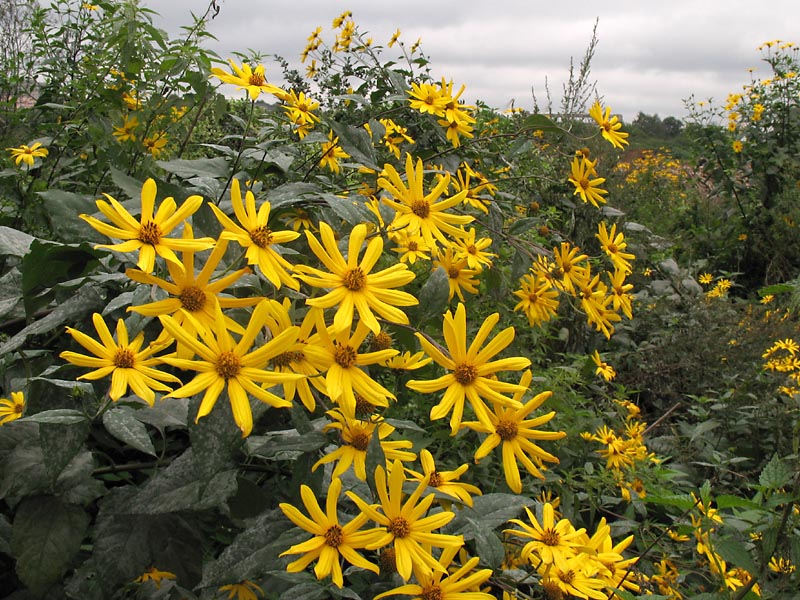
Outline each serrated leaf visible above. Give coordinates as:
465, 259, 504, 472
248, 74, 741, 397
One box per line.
690, 419, 720, 443
465, 516, 504, 569
0, 284, 105, 356
414, 266, 449, 323
156, 157, 230, 178
189, 394, 240, 487
758, 454, 791, 490
249, 431, 328, 459
321, 192, 373, 227
268, 182, 320, 210
715, 494, 759, 510
20, 409, 88, 424
103, 407, 157, 456
451, 493, 535, 535
330, 122, 378, 170
713, 536, 758, 574
39, 419, 90, 482
133, 398, 189, 434
11, 495, 89, 595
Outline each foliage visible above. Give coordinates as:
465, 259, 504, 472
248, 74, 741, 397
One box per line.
0, 4, 799, 600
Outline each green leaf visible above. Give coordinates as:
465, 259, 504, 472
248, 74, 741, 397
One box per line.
758, 283, 794, 296
0, 267, 23, 320
20, 409, 88, 424
321, 192, 374, 227
508, 217, 539, 236
715, 494, 759, 510
39, 419, 90, 483
758, 454, 792, 490
36, 190, 103, 242
11, 495, 89, 595
330, 122, 378, 170
156, 157, 230, 179
0, 226, 35, 257
108, 166, 144, 201
248, 430, 329, 460
383, 418, 427, 433
464, 516, 504, 569
133, 398, 189, 434
268, 182, 320, 210
0, 284, 105, 356
690, 419, 720, 443
103, 407, 157, 456
414, 266, 449, 323
644, 493, 697, 511
713, 536, 758, 574
451, 493, 535, 535
189, 394, 241, 488
523, 113, 559, 131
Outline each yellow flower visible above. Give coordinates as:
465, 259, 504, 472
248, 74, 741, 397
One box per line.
504, 502, 586, 571
698, 272, 714, 285
768, 556, 796, 574
302, 314, 397, 415
404, 449, 482, 507
589, 101, 629, 148
218, 580, 264, 600
552, 242, 590, 295
7, 142, 48, 167
319, 131, 350, 173
379, 154, 473, 250
127, 227, 261, 359
345, 459, 465, 581
568, 156, 608, 207
433, 246, 480, 302
0, 391, 25, 425
596, 222, 635, 273
407, 303, 530, 434
384, 350, 432, 370
388, 28, 401, 47
209, 179, 300, 290
732, 140, 744, 153
513, 272, 560, 327
591, 350, 616, 381
134, 566, 176, 588
294, 222, 418, 334
408, 82, 448, 117
279, 477, 382, 588
374, 545, 494, 600
389, 229, 431, 264
112, 114, 139, 143
143, 133, 168, 157
211, 59, 282, 101
80, 178, 214, 274
539, 554, 610, 600
60, 314, 180, 404
452, 228, 496, 272
464, 370, 564, 493
158, 301, 303, 437
312, 409, 415, 480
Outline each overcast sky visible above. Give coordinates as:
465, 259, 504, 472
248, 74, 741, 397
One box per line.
142, 0, 799, 121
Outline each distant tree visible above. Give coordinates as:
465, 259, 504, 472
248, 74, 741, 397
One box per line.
632, 112, 683, 138
662, 116, 683, 137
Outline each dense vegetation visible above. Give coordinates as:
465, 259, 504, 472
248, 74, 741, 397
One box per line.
1, 2, 798, 599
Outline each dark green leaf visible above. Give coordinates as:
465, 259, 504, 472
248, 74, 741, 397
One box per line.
269, 182, 321, 210
0, 268, 23, 320
713, 536, 758, 574
249, 430, 328, 459
508, 217, 539, 236
156, 157, 230, 179
450, 493, 535, 535
11, 495, 89, 595
523, 113, 559, 131
330, 122, 378, 170
383, 418, 427, 433
321, 192, 374, 227
758, 455, 792, 490
37, 190, 103, 241
133, 398, 189, 434
189, 395, 240, 488
0, 226, 35, 257
39, 419, 90, 483
715, 495, 759, 510
0, 276, 105, 356
20, 409, 87, 425
103, 407, 157, 456
108, 166, 144, 201
414, 266, 449, 323
464, 516, 504, 569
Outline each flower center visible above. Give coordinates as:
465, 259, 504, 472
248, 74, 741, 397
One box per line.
249, 72, 265, 87
606, 243, 618, 253
343, 267, 366, 291
467, 244, 478, 255
334, 344, 357, 368
113, 348, 136, 368
179, 286, 206, 312
14, 402, 24, 414
542, 527, 561, 546
216, 351, 241, 379
354, 395, 375, 418
249, 225, 273, 248
388, 516, 411, 538
324, 524, 343, 548
379, 548, 397, 574
272, 350, 302, 368
420, 586, 443, 600
579, 178, 590, 189
447, 266, 461, 279
411, 200, 430, 218
350, 431, 370, 451
370, 331, 393, 351
428, 471, 443, 487
454, 362, 477, 385
496, 419, 518, 441
138, 221, 162, 245
407, 240, 418, 251
559, 569, 575, 584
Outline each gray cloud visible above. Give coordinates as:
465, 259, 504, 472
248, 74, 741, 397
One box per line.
142, 0, 800, 120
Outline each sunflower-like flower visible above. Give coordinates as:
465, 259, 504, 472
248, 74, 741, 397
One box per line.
452, 228, 496, 272
211, 59, 283, 101
568, 156, 608, 208
552, 242, 590, 295
7, 142, 48, 167
319, 131, 350, 173
294, 222, 418, 334
158, 300, 303, 437
80, 178, 215, 273
374, 545, 494, 600
407, 303, 530, 434
378, 154, 473, 250
209, 179, 300, 290
591, 350, 616, 382
513, 271, 560, 327
0, 391, 25, 425
218, 580, 264, 600
127, 227, 262, 359
112, 114, 139, 143
404, 449, 482, 507
596, 222, 635, 274
504, 502, 586, 572
464, 370, 565, 493
345, 459, 465, 581
589, 101, 629, 149
60, 314, 180, 404
279, 477, 382, 588
312, 408, 415, 480
433, 246, 480, 302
